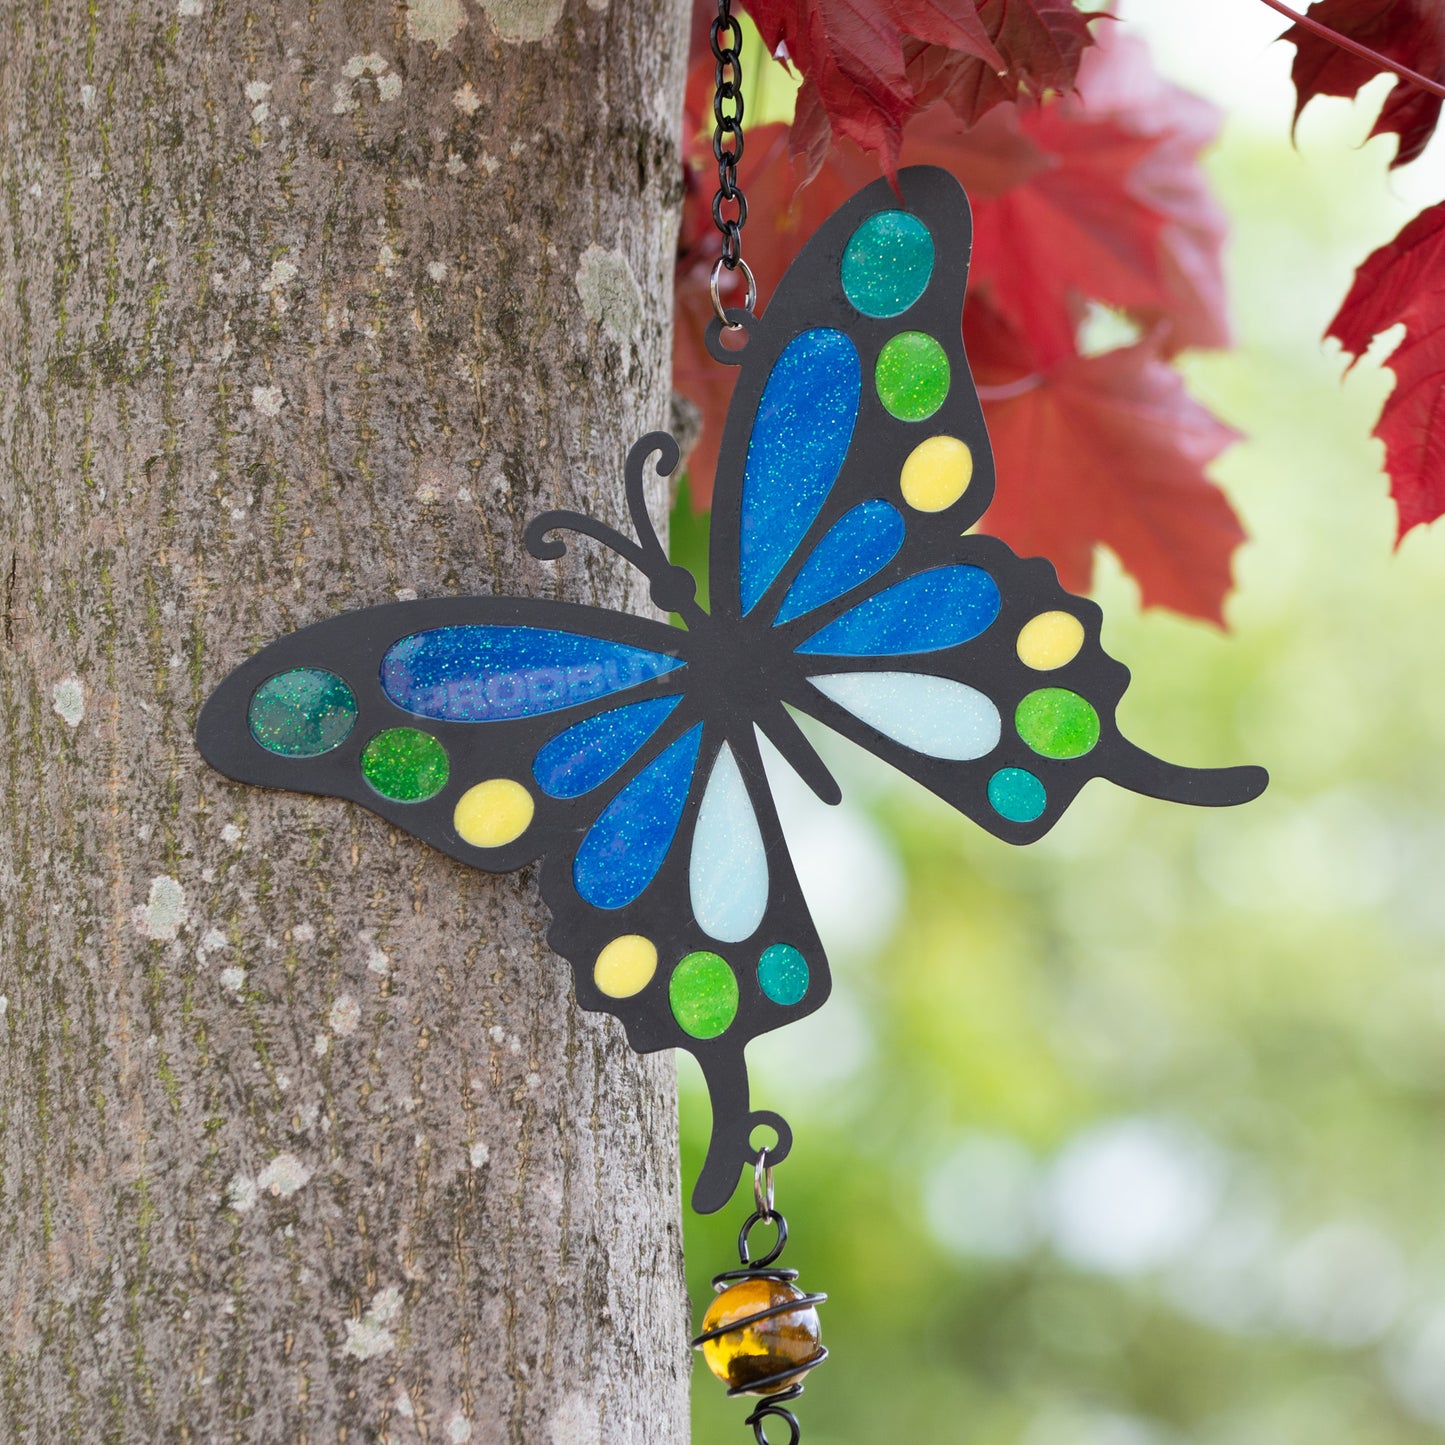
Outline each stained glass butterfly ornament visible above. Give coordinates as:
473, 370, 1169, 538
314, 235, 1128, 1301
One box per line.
197, 167, 1267, 1216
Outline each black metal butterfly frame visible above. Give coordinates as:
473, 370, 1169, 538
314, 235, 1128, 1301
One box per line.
197, 168, 1267, 1214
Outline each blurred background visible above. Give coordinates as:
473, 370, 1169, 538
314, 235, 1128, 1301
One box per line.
673, 4, 1445, 1441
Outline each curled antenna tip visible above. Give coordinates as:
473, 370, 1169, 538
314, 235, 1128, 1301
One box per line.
630, 431, 681, 478
523, 520, 567, 561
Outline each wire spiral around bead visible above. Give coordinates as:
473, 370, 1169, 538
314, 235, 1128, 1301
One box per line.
744, 1381, 805, 1445
690, 1206, 829, 1440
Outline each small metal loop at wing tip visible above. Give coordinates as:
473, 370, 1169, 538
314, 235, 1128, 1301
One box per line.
710, 256, 756, 328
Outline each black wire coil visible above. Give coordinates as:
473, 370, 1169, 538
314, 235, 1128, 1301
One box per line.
691, 1208, 829, 1445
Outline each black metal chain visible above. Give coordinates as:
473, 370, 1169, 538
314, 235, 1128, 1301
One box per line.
709, 0, 756, 323
711, 0, 746, 269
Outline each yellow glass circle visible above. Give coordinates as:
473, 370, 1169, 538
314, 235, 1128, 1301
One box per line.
899, 434, 973, 512
453, 778, 534, 848
1016, 611, 1086, 671
594, 935, 658, 999
699, 1277, 824, 1396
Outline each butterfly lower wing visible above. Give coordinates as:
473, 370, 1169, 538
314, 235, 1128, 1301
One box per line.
538, 723, 829, 1213
778, 531, 1266, 838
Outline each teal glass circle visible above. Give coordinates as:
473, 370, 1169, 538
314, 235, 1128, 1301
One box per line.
757, 943, 809, 1007
876, 332, 951, 420
248, 668, 357, 757
988, 767, 1047, 824
841, 211, 935, 318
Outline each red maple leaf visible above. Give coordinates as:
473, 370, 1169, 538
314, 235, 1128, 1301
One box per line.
1281, 0, 1445, 168
740, 0, 1100, 173
906, 0, 1101, 128
966, 298, 1243, 622
675, 29, 1242, 620
969, 35, 1228, 366
1328, 201, 1445, 539
739, 0, 1005, 170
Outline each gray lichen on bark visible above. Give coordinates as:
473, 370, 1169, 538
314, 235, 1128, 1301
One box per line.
0, 1, 693, 1439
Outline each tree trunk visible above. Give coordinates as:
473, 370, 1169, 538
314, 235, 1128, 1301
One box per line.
0, 2, 692, 1440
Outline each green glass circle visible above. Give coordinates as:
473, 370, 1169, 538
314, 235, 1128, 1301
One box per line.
248, 668, 357, 757
876, 332, 950, 420
361, 727, 450, 802
987, 767, 1047, 823
841, 211, 935, 318
757, 944, 809, 1007
669, 951, 739, 1040
1015, 688, 1101, 760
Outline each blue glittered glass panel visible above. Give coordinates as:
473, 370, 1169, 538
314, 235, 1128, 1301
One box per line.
810, 671, 1001, 759
774, 500, 906, 625
689, 743, 768, 943
574, 724, 703, 909
797, 566, 1001, 656
740, 329, 861, 616
381, 626, 684, 722
532, 695, 683, 799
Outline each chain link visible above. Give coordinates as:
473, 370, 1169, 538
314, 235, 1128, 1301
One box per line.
709, 0, 755, 324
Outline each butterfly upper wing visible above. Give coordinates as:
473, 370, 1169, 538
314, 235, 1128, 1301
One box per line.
708, 167, 993, 620
196, 595, 696, 873
706, 165, 1266, 833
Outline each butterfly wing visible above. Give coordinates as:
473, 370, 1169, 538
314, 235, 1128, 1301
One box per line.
778, 528, 1266, 839
707, 166, 992, 617
197, 595, 694, 873
197, 590, 826, 1212
704, 165, 1267, 833
536, 720, 827, 1213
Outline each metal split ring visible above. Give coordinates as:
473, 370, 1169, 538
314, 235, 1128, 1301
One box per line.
753, 1146, 775, 1215
710, 256, 756, 328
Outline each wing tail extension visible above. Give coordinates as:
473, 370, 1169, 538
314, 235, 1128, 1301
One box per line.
1109, 738, 1269, 809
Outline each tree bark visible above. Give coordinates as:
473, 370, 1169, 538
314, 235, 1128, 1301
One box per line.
0, 2, 692, 1440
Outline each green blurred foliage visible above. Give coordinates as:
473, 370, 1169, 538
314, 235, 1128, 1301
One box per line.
672, 70, 1445, 1445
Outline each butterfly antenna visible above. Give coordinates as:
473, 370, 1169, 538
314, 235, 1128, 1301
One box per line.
524, 432, 705, 623
623, 432, 704, 619
524, 509, 654, 574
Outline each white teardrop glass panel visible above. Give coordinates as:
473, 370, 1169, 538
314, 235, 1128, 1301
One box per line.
809, 672, 1001, 760
689, 742, 769, 943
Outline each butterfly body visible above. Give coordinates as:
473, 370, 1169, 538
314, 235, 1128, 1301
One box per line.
197, 166, 1266, 1213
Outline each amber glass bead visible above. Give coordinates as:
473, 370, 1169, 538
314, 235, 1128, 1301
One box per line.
698, 1278, 824, 1395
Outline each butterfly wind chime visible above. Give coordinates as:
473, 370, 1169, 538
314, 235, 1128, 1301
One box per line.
197, 8, 1267, 1440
